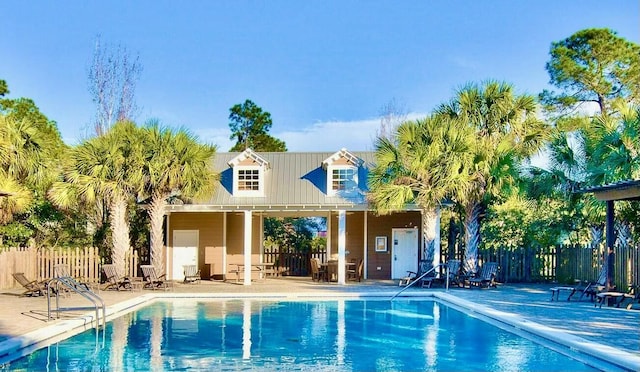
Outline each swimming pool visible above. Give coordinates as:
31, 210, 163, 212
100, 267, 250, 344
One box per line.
4, 298, 606, 371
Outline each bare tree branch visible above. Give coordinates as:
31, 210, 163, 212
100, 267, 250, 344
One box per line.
88, 36, 142, 136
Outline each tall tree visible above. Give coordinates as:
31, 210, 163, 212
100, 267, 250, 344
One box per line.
377, 98, 408, 140
0, 80, 69, 246
540, 28, 640, 117
437, 81, 548, 274
88, 36, 142, 136
50, 121, 144, 275
140, 122, 218, 273
0, 79, 8, 96
228, 99, 287, 152
368, 114, 475, 269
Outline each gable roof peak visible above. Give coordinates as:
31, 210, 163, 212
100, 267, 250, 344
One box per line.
322, 148, 363, 169
228, 148, 270, 169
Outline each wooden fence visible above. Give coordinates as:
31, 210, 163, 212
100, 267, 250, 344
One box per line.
0, 247, 139, 289
263, 247, 326, 276
476, 244, 640, 291
2, 244, 638, 290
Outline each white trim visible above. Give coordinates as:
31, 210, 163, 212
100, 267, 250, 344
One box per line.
363, 211, 368, 280
233, 166, 265, 197
337, 210, 346, 285
243, 211, 252, 285
326, 164, 358, 196
228, 148, 270, 169
222, 212, 227, 278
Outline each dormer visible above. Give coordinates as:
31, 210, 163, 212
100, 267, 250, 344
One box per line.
322, 148, 363, 196
228, 149, 270, 197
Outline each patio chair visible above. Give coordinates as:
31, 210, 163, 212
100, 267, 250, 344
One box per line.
101, 264, 132, 291
550, 265, 607, 302
595, 284, 639, 309
310, 258, 327, 282
141, 264, 172, 290
12, 272, 49, 297
423, 259, 463, 288
467, 262, 498, 288
399, 260, 432, 287
347, 259, 364, 282
183, 264, 201, 283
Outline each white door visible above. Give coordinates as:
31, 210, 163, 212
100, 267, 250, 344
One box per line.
391, 228, 419, 279
172, 230, 198, 281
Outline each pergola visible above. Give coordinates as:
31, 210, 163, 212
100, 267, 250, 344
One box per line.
578, 179, 640, 249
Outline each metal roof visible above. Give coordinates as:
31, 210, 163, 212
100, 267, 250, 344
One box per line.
577, 179, 640, 201
168, 151, 380, 212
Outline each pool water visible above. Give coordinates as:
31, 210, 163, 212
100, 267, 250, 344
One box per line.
6, 299, 598, 371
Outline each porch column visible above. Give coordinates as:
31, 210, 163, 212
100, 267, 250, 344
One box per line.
605, 200, 615, 289
337, 210, 346, 285
434, 207, 442, 273
243, 210, 252, 286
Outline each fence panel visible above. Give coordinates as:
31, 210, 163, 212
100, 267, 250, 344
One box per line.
0, 247, 139, 289
263, 247, 326, 276
477, 244, 638, 290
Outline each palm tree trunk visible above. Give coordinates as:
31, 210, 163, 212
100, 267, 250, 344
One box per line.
422, 208, 439, 270
149, 191, 168, 274
589, 225, 604, 249
463, 202, 483, 275
615, 222, 630, 248
110, 192, 130, 277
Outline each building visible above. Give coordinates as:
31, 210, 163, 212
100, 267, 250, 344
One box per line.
164, 148, 423, 285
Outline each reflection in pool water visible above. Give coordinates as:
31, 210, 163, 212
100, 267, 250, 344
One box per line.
7, 299, 599, 371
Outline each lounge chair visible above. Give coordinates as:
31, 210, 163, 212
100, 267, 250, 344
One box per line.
12, 272, 48, 297
102, 264, 132, 291
467, 262, 498, 288
422, 259, 463, 288
399, 260, 432, 287
183, 264, 201, 283
595, 285, 639, 309
141, 265, 172, 290
310, 258, 327, 282
347, 259, 364, 282
54, 264, 92, 291
550, 265, 607, 302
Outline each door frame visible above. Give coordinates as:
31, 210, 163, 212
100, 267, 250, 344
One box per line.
391, 228, 419, 279
171, 230, 199, 281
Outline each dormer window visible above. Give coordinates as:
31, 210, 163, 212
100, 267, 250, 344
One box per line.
331, 167, 356, 192
322, 148, 362, 196
238, 168, 260, 191
228, 149, 269, 197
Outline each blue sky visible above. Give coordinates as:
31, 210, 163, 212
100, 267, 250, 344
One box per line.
2, 1, 638, 151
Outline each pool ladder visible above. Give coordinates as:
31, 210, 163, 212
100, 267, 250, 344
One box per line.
46, 277, 106, 345
391, 263, 450, 300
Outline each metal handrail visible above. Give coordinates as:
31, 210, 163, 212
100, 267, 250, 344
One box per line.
391, 263, 449, 300
46, 276, 106, 348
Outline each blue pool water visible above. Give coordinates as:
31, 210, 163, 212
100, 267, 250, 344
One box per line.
6, 299, 598, 371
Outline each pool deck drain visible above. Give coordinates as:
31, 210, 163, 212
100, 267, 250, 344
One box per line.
1, 279, 639, 369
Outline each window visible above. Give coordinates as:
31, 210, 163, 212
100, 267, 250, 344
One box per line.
238, 169, 260, 191
332, 168, 356, 191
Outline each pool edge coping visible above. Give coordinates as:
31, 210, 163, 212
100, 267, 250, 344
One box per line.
1, 291, 638, 371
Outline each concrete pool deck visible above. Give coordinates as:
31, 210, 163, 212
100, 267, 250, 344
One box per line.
1, 278, 639, 368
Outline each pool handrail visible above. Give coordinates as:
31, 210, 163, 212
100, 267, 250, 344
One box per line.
391, 263, 449, 300
46, 276, 106, 349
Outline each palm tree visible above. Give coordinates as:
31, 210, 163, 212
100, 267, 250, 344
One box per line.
0, 114, 63, 226
140, 122, 217, 274
50, 121, 143, 275
368, 114, 475, 269
436, 81, 548, 274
